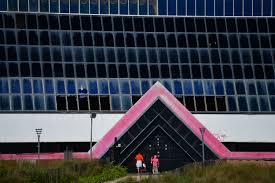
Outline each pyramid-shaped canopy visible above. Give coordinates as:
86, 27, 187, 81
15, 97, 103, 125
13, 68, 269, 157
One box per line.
92, 82, 275, 171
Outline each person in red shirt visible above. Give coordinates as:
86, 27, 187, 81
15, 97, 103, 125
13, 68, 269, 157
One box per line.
150, 155, 159, 174
135, 152, 144, 173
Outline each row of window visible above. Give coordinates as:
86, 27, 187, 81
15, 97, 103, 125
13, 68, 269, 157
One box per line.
1, 94, 275, 112
1, 61, 275, 80
1, 45, 275, 65
1, 78, 275, 97
0, 0, 274, 16
1, 30, 275, 49
1, 14, 275, 33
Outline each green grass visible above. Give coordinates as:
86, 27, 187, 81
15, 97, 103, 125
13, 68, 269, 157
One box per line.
120, 161, 275, 183
0, 159, 127, 183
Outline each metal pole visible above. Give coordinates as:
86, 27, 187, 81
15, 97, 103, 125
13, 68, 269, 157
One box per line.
38, 134, 40, 161
202, 133, 205, 165
90, 115, 93, 159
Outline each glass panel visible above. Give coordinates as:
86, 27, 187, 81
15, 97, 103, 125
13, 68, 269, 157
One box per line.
248, 96, 259, 111
0, 0, 7, 11
11, 79, 20, 93
131, 80, 141, 94
80, 0, 89, 13
173, 80, 183, 95
238, 96, 248, 112
215, 80, 224, 95
40, 0, 49, 12
194, 80, 203, 95
19, 0, 28, 11
44, 79, 54, 94
225, 0, 233, 16
67, 80, 76, 94
246, 81, 257, 95
88, 80, 98, 94
204, 80, 214, 95
120, 0, 128, 14
109, 79, 119, 94
56, 80, 66, 94
33, 80, 43, 94
259, 96, 270, 111
263, 0, 271, 16
256, 81, 267, 95
130, 0, 138, 15
234, 0, 242, 15
60, 0, 69, 13
111, 96, 121, 111
50, 0, 59, 12
244, 0, 252, 16
46, 95, 56, 110
271, 97, 275, 111
90, 0, 98, 14
100, 0, 108, 14
168, 0, 176, 15
34, 95, 45, 110
99, 80, 109, 94
23, 79, 32, 94
163, 80, 172, 93
120, 80, 130, 94
206, 0, 214, 16
23, 95, 33, 110
183, 80, 193, 95
215, 0, 224, 16
225, 81, 235, 95
77, 79, 87, 94
196, 0, 204, 16
12, 95, 22, 110
122, 95, 131, 110
8, 0, 18, 11
141, 80, 150, 94
187, 0, 195, 15
0, 79, 8, 93
236, 81, 246, 95
227, 96, 237, 111
267, 81, 275, 95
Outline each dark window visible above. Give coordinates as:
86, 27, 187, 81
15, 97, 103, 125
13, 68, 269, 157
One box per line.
62, 33, 71, 46
16, 14, 26, 28
198, 34, 207, 47
216, 97, 227, 111
100, 96, 110, 110
6, 31, 16, 44
126, 33, 135, 47
178, 34, 187, 47
108, 64, 117, 78
106, 48, 115, 62
71, 16, 80, 30
220, 50, 230, 63
9, 63, 18, 77
0, 63, 7, 77
187, 34, 197, 48
41, 47, 50, 61
92, 16, 102, 31
30, 47, 39, 61
157, 34, 166, 47
38, 15, 48, 29
136, 34, 145, 47
250, 34, 260, 48
265, 65, 275, 79
161, 65, 170, 78
213, 65, 222, 79
147, 34, 156, 47
76, 64, 86, 78
167, 34, 177, 47
29, 31, 38, 45
51, 32, 60, 45
115, 33, 125, 47
223, 65, 232, 79
237, 19, 247, 32
233, 65, 243, 79
191, 65, 201, 79
4, 15, 15, 28
32, 63, 41, 77
81, 16, 91, 30
105, 33, 114, 47
139, 64, 149, 78
195, 96, 205, 111
185, 18, 195, 32
229, 35, 239, 48
252, 50, 262, 63
53, 63, 63, 77
231, 50, 241, 63
196, 18, 206, 32
65, 64, 74, 77
150, 65, 159, 78
158, 49, 168, 63
18, 31, 27, 45
216, 18, 226, 32
211, 49, 220, 63
60, 16, 70, 30
97, 64, 107, 77
260, 35, 270, 48
181, 65, 191, 78
94, 33, 103, 46
206, 18, 216, 32
226, 18, 236, 32
202, 65, 212, 79
27, 15, 37, 29
7, 47, 17, 61
49, 15, 59, 29
20, 63, 30, 77
155, 18, 164, 32
89, 96, 99, 110
124, 17, 133, 31
165, 18, 175, 32
254, 65, 265, 79
240, 35, 249, 48
258, 18, 268, 33
218, 34, 228, 48
247, 19, 257, 32
236, 81, 246, 95
118, 64, 128, 78
171, 65, 180, 78
144, 18, 154, 32
185, 96, 195, 111
244, 65, 254, 79
40, 31, 49, 45
84, 33, 93, 46
117, 48, 126, 62
73, 32, 82, 46
67, 96, 78, 111
134, 17, 144, 32
113, 17, 123, 31
129, 65, 139, 78
206, 96, 216, 111
87, 64, 96, 78
57, 96, 67, 111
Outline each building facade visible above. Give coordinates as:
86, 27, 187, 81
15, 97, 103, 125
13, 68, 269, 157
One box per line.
0, 0, 275, 155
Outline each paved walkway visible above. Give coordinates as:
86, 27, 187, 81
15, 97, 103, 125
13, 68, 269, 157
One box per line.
105, 173, 161, 183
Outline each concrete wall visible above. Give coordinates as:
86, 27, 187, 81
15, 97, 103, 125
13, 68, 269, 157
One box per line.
0, 114, 274, 143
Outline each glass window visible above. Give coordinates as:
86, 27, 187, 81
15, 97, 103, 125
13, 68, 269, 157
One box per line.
244, 0, 252, 16
131, 80, 141, 95
129, 0, 137, 14
228, 96, 237, 111
173, 80, 183, 95
56, 80, 65, 94
225, 81, 235, 95
90, 0, 98, 14
40, 0, 49, 12
183, 80, 193, 95
33, 80, 43, 94
23, 79, 32, 94
34, 95, 45, 110
11, 79, 20, 93
88, 80, 98, 94
0, 79, 8, 93
141, 80, 150, 94
163, 80, 172, 93
225, 0, 233, 16
50, 0, 59, 12
158, 0, 167, 15
120, 0, 128, 14
111, 96, 121, 111
60, 0, 69, 13
196, 0, 204, 15
100, 0, 108, 14
267, 81, 275, 95
99, 80, 109, 94
46, 96, 56, 110
23, 95, 33, 110
215, 0, 224, 16
215, 80, 224, 95
109, 79, 119, 94
236, 81, 246, 95
44, 79, 54, 94
0, 0, 7, 11
11, 95, 22, 110
271, 97, 275, 111
67, 80, 76, 94
168, 0, 176, 15
259, 96, 270, 111
256, 81, 267, 95
120, 80, 130, 94
187, 0, 195, 15
0, 95, 10, 110
122, 95, 131, 111
248, 96, 259, 111
246, 81, 257, 95
70, 0, 79, 13
194, 80, 203, 95
238, 96, 248, 112
8, 0, 18, 11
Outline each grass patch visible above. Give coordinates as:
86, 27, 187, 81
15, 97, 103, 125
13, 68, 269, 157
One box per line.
0, 159, 127, 183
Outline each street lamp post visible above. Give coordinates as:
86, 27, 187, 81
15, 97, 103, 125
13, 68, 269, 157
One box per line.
199, 127, 206, 165
90, 113, 96, 159
35, 128, 42, 162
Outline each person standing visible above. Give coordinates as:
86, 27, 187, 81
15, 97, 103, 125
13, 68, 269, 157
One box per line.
135, 152, 144, 173
151, 155, 159, 174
